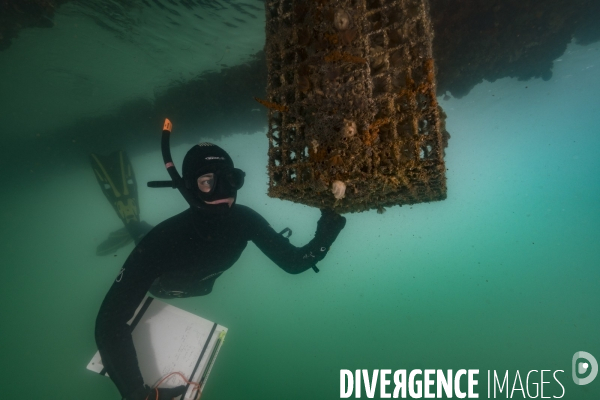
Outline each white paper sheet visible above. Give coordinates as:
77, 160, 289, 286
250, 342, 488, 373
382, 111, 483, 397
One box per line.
87, 297, 227, 400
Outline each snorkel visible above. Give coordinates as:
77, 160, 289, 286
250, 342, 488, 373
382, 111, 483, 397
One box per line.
153, 118, 204, 209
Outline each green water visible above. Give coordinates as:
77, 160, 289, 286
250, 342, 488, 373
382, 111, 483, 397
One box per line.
0, 4, 599, 400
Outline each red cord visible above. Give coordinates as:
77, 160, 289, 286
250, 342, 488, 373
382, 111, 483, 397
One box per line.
145, 371, 201, 400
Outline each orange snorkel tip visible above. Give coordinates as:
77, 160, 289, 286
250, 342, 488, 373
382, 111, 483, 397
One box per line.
163, 118, 172, 133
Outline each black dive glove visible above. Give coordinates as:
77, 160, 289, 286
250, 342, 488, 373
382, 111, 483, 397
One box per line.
315, 208, 347, 247
127, 385, 187, 400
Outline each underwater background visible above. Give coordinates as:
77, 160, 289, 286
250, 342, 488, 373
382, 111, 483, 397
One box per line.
0, 1, 599, 399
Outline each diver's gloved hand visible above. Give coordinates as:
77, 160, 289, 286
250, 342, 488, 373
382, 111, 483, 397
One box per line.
127, 384, 187, 400
315, 208, 346, 247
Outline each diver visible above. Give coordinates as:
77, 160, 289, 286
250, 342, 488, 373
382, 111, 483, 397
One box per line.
95, 120, 347, 400
90, 151, 152, 255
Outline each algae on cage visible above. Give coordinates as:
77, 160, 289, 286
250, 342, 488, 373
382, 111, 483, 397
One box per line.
262, 0, 450, 213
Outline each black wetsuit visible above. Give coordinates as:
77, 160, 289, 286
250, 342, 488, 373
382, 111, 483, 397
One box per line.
95, 204, 344, 399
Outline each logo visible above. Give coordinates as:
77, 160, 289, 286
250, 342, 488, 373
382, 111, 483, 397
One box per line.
116, 268, 125, 282
572, 351, 598, 385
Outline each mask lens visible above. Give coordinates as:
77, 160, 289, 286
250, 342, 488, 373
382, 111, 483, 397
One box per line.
226, 169, 245, 190
197, 173, 215, 193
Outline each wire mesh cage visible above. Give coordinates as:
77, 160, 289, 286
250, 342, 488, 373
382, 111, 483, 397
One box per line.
263, 0, 449, 213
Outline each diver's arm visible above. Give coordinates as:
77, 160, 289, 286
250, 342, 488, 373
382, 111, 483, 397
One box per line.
247, 208, 346, 274
95, 240, 163, 399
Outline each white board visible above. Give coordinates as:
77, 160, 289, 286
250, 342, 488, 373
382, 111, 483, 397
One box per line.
87, 296, 227, 400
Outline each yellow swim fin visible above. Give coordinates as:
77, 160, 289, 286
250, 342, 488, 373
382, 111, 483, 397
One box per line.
90, 150, 140, 227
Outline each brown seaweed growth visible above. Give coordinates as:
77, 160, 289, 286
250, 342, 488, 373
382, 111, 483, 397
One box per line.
254, 97, 289, 113
264, 0, 449, 213
324, 50, 367, 64
325, 33, 339, 45
364, 118, 389, 146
